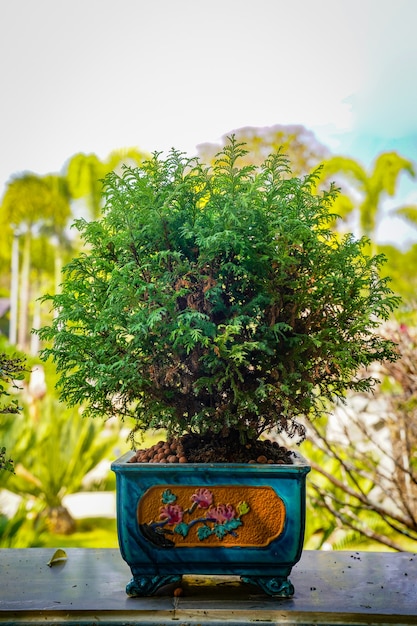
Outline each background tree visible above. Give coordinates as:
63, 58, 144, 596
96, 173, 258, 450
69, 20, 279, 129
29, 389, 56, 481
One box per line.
197, 124, 329, 176
0, 209, 13, 297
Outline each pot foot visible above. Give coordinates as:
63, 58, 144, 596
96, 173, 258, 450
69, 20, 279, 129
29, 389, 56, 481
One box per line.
241, 575, 295, 598
126, 574, 182, 597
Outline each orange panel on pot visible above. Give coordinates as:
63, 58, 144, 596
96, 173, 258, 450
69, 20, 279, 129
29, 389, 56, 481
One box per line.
137, 485, 286, 547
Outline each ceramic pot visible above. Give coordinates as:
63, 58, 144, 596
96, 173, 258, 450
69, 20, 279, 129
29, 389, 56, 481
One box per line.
111, 451, 310, 597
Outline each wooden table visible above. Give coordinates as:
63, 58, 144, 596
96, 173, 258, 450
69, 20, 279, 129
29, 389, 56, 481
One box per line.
0, 548, 416, 624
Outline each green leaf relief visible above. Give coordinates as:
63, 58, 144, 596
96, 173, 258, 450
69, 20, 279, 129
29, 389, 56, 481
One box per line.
161, 489, 177, 504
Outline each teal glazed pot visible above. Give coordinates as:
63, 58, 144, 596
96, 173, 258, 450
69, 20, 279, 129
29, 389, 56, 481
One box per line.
111, 451, 310, 598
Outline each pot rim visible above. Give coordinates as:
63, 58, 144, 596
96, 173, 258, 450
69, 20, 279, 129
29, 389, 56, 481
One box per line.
111, 450, 311, 473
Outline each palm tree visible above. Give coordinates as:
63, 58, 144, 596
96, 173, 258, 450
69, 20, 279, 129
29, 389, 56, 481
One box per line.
1, 173, 72, 351
318, 152, 416, 242
2, 175, 52, 350
65, 153, 106, 220
40, 174, 73, 290
106, 146, 148, 174
66, 148, 148, 220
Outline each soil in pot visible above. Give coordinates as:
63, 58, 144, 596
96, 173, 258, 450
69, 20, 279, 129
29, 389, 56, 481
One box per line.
128, 430, 294, 465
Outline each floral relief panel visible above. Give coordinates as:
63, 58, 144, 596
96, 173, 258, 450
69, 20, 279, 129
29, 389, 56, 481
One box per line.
137, 485, 286, 548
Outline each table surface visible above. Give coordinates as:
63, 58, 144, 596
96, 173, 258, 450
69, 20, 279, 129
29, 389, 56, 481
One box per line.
0, 548, 416, 625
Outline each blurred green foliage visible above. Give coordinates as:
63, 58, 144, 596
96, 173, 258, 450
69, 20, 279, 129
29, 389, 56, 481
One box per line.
1, 127, 417, 550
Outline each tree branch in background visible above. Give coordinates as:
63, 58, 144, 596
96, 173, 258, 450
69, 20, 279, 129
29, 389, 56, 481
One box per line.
306, 323, 417, 550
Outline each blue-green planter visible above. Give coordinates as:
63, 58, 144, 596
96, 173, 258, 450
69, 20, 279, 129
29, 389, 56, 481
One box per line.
111, 451, 310, 598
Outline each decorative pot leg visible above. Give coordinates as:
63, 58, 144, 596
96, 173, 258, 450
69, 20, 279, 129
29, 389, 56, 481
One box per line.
241, 575, 295, 598
126, 574, 182, 597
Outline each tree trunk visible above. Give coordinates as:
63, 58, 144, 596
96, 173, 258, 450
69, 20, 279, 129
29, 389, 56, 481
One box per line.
17, 230, 31, 351
9, 232, 20, 345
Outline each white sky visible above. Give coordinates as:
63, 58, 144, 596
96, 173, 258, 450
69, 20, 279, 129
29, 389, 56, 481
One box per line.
1, 0, 417, 244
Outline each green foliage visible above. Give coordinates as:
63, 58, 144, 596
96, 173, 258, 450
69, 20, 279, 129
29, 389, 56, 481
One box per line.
0, 509, 118, 548
0, 377, 120, 543
0, 503, 46, 548
0, 447, 14, 473
378, 243, 417, 304
3, 397, 119, 511
38, 137, 400, 444
0, 350, 27, 472
30, 517, 118, 549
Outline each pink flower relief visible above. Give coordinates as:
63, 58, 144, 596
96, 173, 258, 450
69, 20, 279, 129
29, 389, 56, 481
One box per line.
159, 504, 184, 525
207, 504, 236, 523
190, 488, 214, 509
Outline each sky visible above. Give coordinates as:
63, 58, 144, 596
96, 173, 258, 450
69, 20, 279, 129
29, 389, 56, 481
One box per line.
1, 0, 417, 245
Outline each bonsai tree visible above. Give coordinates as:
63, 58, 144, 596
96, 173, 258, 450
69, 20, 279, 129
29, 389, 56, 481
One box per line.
38, 137, 399, 462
